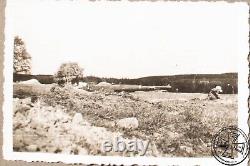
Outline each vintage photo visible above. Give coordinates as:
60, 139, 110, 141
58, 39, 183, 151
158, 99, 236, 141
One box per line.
3, 0, 249, 165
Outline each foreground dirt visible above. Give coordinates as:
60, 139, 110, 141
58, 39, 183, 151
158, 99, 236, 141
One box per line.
13, 85, 237, 157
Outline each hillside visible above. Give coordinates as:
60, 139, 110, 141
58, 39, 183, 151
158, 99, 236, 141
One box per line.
13, 73, 237, 93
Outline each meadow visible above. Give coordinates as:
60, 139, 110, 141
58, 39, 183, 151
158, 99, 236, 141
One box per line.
13, 83, 237, 157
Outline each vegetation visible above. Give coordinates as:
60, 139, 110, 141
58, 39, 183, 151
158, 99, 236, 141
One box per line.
54, 62, 84, 85
13, 36, 32, 74
14, 73, 238, 94
13, 84, 236, 156
13, 75, 238, 157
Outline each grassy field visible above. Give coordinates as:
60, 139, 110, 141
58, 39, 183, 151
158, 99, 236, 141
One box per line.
13, 83, 237, 157
13, 83, 53, 98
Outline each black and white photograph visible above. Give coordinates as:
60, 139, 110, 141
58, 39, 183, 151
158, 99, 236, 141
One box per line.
2, 0, 249, 165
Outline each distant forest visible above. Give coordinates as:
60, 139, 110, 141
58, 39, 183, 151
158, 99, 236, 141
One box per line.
13, 73, 237, 94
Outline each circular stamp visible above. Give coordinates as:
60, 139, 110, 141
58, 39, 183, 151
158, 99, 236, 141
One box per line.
211, 126, 249, 165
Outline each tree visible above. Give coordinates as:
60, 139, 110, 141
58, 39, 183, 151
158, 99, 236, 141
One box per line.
13, 36, 32, 74
54, 62, 84, 85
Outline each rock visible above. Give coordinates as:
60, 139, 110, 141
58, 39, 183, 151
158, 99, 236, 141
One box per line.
78, 82, 88, 88
180, 146, 193, 154
13, 132, 25, 149
61, 147, 72, 154
20, 97, 32, 105
13, 98, 19, 102
78, 148, 88, 155
153, 132, 162, 138
116, 117, 139, 129
31, 96, 39, 103
26, 145, 38, 152
53, 148, 61, 153
167, 131, 180, 139
81, 120, 91, 126
46, 146, 59, 153
62, 123, 72, 131
72, 113, 83, 125
105, 121, 116, 128
55, 108, 68, 122
13, 112, 27, 129
15, 105, 31, 114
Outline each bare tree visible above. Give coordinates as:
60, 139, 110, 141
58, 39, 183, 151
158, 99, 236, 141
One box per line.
13, 36, 32, 74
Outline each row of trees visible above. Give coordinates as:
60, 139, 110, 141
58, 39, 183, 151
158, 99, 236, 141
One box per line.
13, 36, 84, 85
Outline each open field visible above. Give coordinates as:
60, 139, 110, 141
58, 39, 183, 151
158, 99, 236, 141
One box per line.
92, 84, 171, 93
13, 83, 237, 157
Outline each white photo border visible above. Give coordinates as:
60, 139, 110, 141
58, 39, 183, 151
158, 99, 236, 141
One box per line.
2, 1, 249, 166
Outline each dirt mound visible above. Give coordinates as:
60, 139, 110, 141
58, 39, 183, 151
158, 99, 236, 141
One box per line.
13, 85, 237, 157
39, 86, 210, 156
96, 82, 111, 86
13, 97, 157, 156
19, 79, 41, 85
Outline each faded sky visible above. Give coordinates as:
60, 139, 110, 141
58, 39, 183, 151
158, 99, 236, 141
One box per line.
6, 0, 249, 78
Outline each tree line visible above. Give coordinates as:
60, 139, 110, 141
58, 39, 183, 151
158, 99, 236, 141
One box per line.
13, 36, 237, 94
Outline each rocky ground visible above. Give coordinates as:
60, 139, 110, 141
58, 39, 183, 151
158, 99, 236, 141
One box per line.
13, 97, 157, 156
13, 85, 237, 157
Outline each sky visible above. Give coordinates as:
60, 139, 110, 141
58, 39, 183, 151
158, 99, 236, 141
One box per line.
6, 0, 249, 78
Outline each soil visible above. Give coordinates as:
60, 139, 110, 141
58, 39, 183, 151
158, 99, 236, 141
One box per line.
13, 84, 237, 157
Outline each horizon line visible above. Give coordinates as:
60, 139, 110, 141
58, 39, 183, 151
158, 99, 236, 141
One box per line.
15, 72, 238, 79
